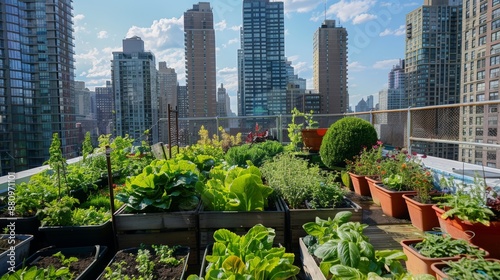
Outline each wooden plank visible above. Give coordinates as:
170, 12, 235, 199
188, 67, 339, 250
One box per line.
114, 204, 199, 231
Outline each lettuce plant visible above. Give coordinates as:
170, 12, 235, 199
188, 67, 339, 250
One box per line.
188, 224, 300, 280
197, 164, 274, 211
116, 158, 201, 212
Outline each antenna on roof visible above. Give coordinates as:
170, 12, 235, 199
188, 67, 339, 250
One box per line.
324, 0, 327, 21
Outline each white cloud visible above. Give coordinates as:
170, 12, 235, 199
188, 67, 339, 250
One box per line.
352, 13, 377, 24
126, 17, 185, 51
215, 20, 227, 31
74, 14, 85, 23
287, 55, 309, 75
227, 38, 239, 45
322, 0, 376, 23
217, 67, 238, 94
230, 25, 241, 31
379, 25, 406, 36
372, 59, 400, 69
97, 31, 108, 39
348, 61, 367, 72
283, 0, 323, 14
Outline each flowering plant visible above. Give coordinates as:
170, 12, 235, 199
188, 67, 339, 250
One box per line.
379, 149, 434, 201
345, 140, 384, 177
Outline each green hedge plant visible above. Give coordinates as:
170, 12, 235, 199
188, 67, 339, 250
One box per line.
320, 117, 378, 169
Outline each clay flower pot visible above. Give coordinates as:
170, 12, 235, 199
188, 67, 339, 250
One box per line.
348, 172, 370, 196
375, 184, 416, 219
403, 194, 440, 231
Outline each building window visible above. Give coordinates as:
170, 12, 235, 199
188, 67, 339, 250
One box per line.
477, 82, 486, 91
490, 80, 499, 90
477, 93, 485, 101
476, 128, 484, 136
490, 92, 499, 100
490, 67, 500, 78
488, 128, 498, 136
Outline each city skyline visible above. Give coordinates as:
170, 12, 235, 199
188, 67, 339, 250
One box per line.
73, 0, 421, 114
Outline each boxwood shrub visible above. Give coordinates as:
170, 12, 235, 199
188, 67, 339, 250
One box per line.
320, 117, 378, 168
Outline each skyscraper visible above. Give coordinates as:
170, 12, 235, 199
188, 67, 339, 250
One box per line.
313, 20, 348, 115
184, 2, 217, 118
460, 0, 500, 167
0, 0, 77, 174
95, 81, 114, 136
111, 36, 158, 144
238, 0, 288, 119
405, 0, 462, 159
406, 0, 462, 107
158, 62, 178, 143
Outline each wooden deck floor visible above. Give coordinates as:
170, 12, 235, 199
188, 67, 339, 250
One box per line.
365, 224, 424, 251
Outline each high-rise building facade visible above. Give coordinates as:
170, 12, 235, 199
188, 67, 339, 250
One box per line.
184, 2, 217, 118
238, 0, 288, 119
406, 0, 462, 107
111, 36, 158, 145
0, 0, 77, 174
405, 0, 462, 160
460, 0, 500, 167
313, 20, 348, 114
158, 62, 178, 143
217, 83, 229, 117
95, 81, 114, 136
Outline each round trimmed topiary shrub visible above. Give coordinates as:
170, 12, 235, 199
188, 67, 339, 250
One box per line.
320, 117, 378, 169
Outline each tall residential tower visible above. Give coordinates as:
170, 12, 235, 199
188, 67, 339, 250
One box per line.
111, 36, 158, 144
0, 0, 77, 174
238, 0, 288, 119
460, 0, 500, 167
184, 2, 217, 118
313, 20, 349, 114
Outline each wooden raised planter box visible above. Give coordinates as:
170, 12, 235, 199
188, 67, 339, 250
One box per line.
299, 237, 326, 280
198, 196, 286, 251
39, 220, 113, 249
284, 197, 363, 253
113, 204, 199, 266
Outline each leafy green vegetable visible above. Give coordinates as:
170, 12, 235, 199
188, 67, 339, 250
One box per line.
442, 258, 500, 279
413, 233, 487, 258
197, 164, 274, 211
193, 224, 300, 280
116, 158, 201, 212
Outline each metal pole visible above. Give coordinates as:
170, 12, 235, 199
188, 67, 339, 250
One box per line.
407, 107, 412, 153
106, 145, 118, 250
168, 104, 172, 159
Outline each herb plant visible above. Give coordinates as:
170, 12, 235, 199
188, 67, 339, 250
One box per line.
260, 152, 346, 209
437, 175, 496, 226
441, 258, 500, 279
0, 265, 73, 280
302, 211, 410, 279
224, 141, 284, 167
413, 233, 487, 258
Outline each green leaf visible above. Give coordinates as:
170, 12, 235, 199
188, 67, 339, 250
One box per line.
329, 265, 365, 280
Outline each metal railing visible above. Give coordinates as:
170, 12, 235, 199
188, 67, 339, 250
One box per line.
159, 100, 500, 165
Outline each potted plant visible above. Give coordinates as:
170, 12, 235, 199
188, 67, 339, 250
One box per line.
432, 175, 500, 259
36, 194, 115, 249
299, 211, 413, 280
99, 244, 189, 279
345, 141, 385, 197
319, 117, 378, 170
431, 257, 500, 280
114, 158, 201, 264
401, 233, 488, 277
373, 148, 433, 219
260, 152, 362, 252
188, 224, 300, 280
196, 163, 286, 251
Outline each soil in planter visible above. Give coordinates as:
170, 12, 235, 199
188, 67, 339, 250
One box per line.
0, 237, 24, 253
30, 253, 95, 277
104, 250, 186, 279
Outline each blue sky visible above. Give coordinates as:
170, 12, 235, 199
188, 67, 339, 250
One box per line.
73, 0, 420, 114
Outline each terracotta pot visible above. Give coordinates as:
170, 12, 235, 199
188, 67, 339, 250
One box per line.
401, 239, 488, 277
348, 172, 370, 196
432, 204, 500, 259
366, 176, 382, 205
403, 194, 440, 231
301, 128, 327, 152
375, 184, 416, 219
